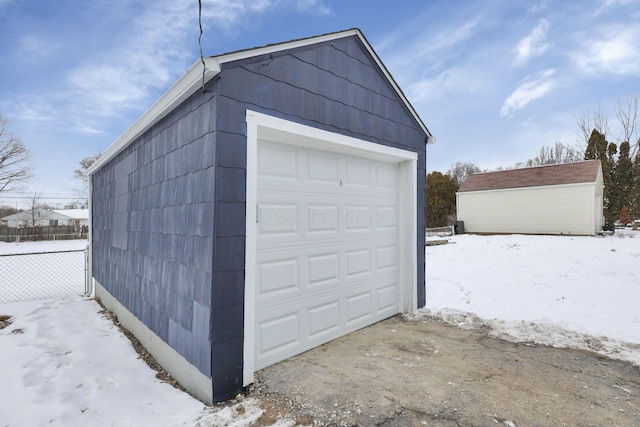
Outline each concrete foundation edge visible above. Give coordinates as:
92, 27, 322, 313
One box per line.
94, 279, 213, 405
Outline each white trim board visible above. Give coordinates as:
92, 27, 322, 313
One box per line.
243, 110, 419, 386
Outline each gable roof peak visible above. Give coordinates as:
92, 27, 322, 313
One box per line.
88, 28, 432, 175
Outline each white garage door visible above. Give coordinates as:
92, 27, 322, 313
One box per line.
254, 138, 401, 369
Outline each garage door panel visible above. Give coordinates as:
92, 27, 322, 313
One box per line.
307, 205, 339, 233
345, 205, 371, 230
374, 206, 398, 230
376, 245, 397, 271
306, 151, 340, 184
376, 283, 399, 312
375, 162, 398, 189
308, 301, 340, 339
257, 313, 300, 356
346, 291, 374, 325
256, 242, 396, 297
255, 139, 401, 370
258, 142, 298, 180
258, 204, 298, 235
257, 233, 397, 252
307, 252, 339, 285
257, 257, 299, 296
257, 270, 398, 310
345, 158, 371, 187
345, 248, 371, 277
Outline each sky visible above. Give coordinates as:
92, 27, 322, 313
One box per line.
1, 0, 639, 208
1, 232, 639, 425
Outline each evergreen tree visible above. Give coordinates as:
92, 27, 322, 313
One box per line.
606, 142, 619, 220
426, 172, 459, 228
631, 150, 640, 220
613, 141, 634, 217
584, 129, 617, 225
584, 129, 607, 161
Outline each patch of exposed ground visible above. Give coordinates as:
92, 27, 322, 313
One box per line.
251, 315, 640, 426
92, 299, 640, 426
0, 314, 12, 330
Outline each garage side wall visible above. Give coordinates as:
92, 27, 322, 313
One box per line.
208, 35, 428, 400
91, 85, 218, 384
457, 183, 596, 235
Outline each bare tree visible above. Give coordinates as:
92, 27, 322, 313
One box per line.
22, 191, 53, 229
616, 95, 639, 156
525, 142, 582, 167
0, 114, 32, 192
576, 103, 610, 149
446, 162, 481, 186
73, 152, 101, 204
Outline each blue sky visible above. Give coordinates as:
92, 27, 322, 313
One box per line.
1, 0, 639, 207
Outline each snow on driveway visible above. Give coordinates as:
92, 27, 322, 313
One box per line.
424, 231, 640, 365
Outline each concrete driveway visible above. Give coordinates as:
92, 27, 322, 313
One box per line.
249, 315, 640, 426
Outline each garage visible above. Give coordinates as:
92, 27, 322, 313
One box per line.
244, 111, 418, 381
89, 29, 431, 403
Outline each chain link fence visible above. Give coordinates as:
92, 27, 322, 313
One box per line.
0, 226, 88, 243
0, 249, 88, 303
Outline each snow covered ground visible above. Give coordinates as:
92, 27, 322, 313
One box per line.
1, 232, 638, 426
423, 229, 640, 365
0, 239, 87, 255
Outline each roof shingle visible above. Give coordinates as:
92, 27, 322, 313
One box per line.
458, 160, 601, 192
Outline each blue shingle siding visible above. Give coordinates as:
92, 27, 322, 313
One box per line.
92, 86, 218, 379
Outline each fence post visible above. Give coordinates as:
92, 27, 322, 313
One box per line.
84, 246, 90, 295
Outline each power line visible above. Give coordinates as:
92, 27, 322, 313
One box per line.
0, 196, 78, 200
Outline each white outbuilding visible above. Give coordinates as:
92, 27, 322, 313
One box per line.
456, 160, 603, 236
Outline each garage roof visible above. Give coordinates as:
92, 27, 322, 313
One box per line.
87, 28, 433, 175
458, 160, 601, 192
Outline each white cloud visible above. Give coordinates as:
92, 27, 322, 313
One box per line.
514, 18, 550, 65
377, 18, 482, 93
62, 1, 193, 120
201, 0, 271, 29
408, 66, 491, 104
72, 124, 103, 135
500, 69, 556, 117
571, 25, 640, 76
425, 19, 479, 57
595, 0, 634, 15
14, 0, 273, 133
295, 0, 332, 16
527, 1, 550, 14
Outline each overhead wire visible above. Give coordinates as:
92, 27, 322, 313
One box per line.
198, 0, 207, 94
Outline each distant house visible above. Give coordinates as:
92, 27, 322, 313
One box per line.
457, 160, 603, 236
53, 209, 89, 228
1, 209, 89, 228
87, 29, 433, 403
